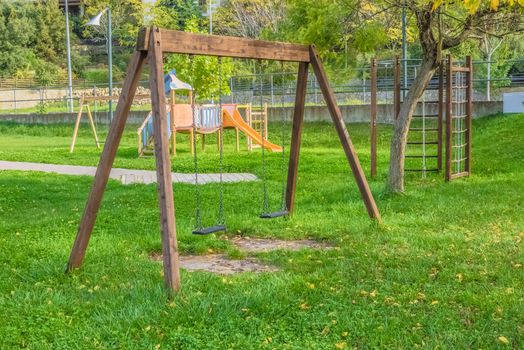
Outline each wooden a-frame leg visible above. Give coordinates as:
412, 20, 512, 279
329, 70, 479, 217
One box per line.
190, 130, 194, 156
66, 51, 147, 271
309, 46, 382, 222
86, 104, 101, 149
148, 27, 181, 292
172, 129, 177, 157
285, 62, 309, 214
235, 127, 240, 152
70, 100, 84, 153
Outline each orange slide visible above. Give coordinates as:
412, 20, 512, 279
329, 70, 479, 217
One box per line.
222, 105, 282, 152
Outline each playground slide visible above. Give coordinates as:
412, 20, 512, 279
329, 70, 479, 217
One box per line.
223, 109, 283, 152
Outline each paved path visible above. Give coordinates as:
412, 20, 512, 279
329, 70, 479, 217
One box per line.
0, 161, 258, 185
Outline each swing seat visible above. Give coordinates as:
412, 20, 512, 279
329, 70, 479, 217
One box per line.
192, 225, 226, 235
260, 210, 289, 219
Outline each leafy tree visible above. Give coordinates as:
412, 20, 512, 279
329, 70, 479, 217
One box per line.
164, 18, 233, 100
156, 0, 203, 29
0, 0, 69, 81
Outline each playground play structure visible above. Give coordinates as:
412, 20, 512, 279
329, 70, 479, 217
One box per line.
369, 54, 472, 181
65, 27, 381, 292
136, 71, 281, 156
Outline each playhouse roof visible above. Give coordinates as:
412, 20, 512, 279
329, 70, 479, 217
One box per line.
164, 69, 193, 94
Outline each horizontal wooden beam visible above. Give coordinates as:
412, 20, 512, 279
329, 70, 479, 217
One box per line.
81, 94, 150, 102
137, 27, 311, 63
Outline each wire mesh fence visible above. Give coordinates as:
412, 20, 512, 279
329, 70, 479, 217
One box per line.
0, 59, 522, 118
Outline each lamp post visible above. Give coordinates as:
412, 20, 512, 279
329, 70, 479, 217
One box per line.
87, 8, 113, 122
64, 0, 74, 113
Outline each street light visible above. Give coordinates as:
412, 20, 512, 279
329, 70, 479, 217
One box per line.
87, 7, 113, 122
64, 0, 74, 113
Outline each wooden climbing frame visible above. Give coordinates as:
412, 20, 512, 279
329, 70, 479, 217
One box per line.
66, 27, 382, 292
445, 55, 473, 181
393, 56, 444, 175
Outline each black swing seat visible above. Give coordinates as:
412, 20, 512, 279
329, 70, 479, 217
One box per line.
260, 210, 289, 219
192, 225, 226, 235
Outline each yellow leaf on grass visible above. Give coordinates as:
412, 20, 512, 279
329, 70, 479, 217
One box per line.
431, 300, 439, 305
335, 342, 347, 349
498, 336, 510, 344
300, 303, 310, 310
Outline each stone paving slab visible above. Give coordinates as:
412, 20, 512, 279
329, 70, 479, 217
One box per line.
0, 160, 258, 185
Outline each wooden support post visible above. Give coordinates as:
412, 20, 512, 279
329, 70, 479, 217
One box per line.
86, 104, 100, 149
70, 98, 84, 153
465, 55, 473, 174
235, 127, 240, 152
148, 27, 181, 292
170, 90, 176, 156
437, 61, 444, 171
189, 130, 194, 156
370, 58, 378, 178
285, 62, 309, 214
445, 54, 453, 181
394, 56, 401, 120
67, 51, 147, 271
309, 46, 381, 222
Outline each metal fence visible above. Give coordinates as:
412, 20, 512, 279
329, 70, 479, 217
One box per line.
227, 59, 524, 106
0, 59, 522, 118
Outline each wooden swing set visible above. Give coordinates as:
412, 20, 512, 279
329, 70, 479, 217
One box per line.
66, 27, 381, 292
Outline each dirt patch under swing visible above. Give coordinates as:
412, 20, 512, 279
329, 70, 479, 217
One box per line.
224, 236, 333, 253
150, 237, 333, 275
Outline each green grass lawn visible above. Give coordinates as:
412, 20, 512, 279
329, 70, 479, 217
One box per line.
0, 114, 523, 349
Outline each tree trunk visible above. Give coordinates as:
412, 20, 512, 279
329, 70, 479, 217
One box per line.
386, 57, 439, 192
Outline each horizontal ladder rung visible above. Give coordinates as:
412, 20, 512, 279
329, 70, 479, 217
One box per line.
405, 155, 439, 158
451, 157, 469, 163
405, 168, 440, 172
410, 128, 439, 131
407, 141, 439, 145
413, 115, 439, 118
450, 115, 468, 119
452, 143, 468, 148
452, 129, 469, 134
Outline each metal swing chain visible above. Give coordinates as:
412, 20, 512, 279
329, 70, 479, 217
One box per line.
279, 61, 287, 211
190, 55, 203, 229
259, 61, 270, 214
216, 57, 226, 226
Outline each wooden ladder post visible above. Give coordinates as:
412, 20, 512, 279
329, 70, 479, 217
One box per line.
465, 55, 473, 175
437, 61, 444, 171
370, 58, 378, 178
148, 27, 181, 292
309, 46, 381, 222
445, 54, 452, 181
66, 51, 147, 271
